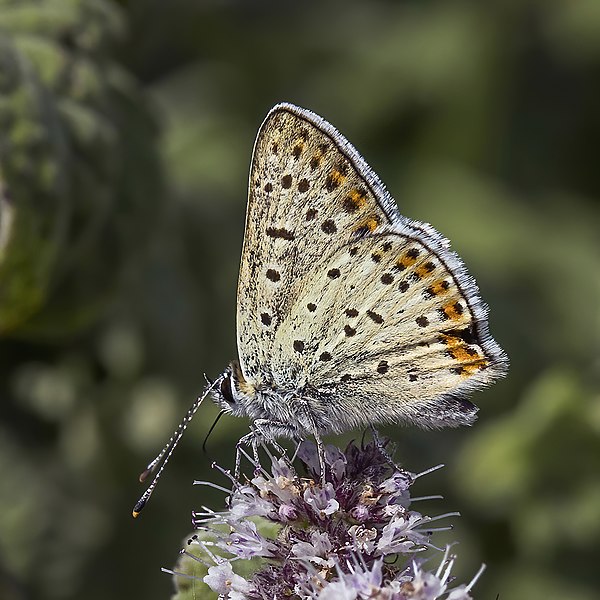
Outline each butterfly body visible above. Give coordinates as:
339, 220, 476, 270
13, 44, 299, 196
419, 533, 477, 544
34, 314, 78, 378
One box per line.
211, 103, 508, 440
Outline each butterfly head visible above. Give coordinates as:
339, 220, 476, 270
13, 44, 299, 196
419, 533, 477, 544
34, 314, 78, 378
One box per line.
211, 360, 256, 418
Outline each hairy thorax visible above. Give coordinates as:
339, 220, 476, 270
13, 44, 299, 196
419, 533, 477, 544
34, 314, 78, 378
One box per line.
221, 360, 336, 437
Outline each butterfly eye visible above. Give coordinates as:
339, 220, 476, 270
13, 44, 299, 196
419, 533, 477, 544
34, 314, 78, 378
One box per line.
220, 375, 236, 405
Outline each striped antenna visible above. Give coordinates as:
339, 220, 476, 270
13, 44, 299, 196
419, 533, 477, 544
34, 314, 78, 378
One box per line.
132, 375, 222, 517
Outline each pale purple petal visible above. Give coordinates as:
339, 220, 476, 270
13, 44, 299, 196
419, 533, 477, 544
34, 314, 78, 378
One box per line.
203, 562, 252, 596
303, 482, 340, 517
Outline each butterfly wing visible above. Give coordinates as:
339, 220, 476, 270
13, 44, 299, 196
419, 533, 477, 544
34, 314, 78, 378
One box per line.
238, 104, 395, 383
238, 103, 508, 431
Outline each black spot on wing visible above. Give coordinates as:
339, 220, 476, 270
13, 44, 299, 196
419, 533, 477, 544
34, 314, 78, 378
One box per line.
266, 269, 281, 282
367, 310, 384, 324
321, 219, 337, 234
416, 316, 429, 328
377, 360, 389, 374
266, 227, 295, 240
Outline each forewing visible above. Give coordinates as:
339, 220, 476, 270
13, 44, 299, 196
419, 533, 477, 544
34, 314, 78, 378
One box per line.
238, 104, 393, 383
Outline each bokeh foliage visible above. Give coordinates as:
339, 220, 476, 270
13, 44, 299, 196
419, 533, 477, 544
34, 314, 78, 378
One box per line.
0, 1, 598, 599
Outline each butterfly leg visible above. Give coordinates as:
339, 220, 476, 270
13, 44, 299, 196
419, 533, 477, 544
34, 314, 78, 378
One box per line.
290, 439, 302, 462
234, 419, 296, 478
299, 406, 327, 485
252, 419, 290, 456
369, 425, 400, 471
234, 431, 257, 478
313, 431, 327, 487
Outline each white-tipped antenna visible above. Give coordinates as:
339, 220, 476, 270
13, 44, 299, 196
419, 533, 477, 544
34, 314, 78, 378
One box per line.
132, 375, 223, 518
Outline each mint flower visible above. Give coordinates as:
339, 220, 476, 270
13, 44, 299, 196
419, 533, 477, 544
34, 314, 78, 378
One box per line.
171, 439, 484, 599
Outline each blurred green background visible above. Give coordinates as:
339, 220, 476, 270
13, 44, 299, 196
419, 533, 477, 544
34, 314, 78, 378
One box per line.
1, 0, 599, 599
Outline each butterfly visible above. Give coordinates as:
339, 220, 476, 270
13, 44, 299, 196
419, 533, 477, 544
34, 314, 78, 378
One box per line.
133, 103, 508, 516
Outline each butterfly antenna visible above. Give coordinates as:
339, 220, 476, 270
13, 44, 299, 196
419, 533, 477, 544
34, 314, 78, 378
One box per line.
132, 376, 222, 518
202, 410, 226, 454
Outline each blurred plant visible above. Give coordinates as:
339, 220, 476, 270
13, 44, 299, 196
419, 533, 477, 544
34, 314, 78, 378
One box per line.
0, 2, 166, 599
0, 0, 162, 337
453, 367, 600, 598
172, 439, 484, 599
